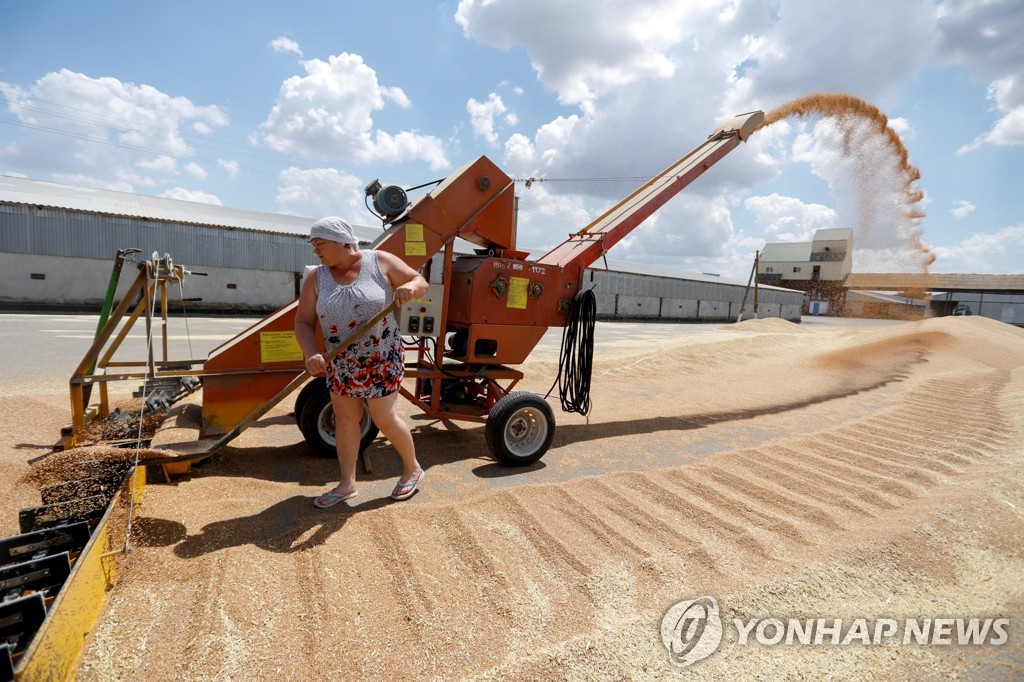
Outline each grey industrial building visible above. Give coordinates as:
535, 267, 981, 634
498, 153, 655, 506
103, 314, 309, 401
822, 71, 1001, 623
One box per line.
758, 227, 853, 314
758, 227, 1024, 325
0, 175, 804, 321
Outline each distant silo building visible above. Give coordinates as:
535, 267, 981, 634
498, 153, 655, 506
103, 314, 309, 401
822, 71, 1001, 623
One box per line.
757, 228, 853, 314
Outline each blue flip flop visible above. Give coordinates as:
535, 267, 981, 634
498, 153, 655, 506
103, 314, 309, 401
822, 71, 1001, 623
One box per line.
314, 488, 359, 508
390, 470, 424, 501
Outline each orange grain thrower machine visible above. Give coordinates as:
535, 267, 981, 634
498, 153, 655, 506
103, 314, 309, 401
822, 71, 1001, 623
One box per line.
66, 110, 763, 467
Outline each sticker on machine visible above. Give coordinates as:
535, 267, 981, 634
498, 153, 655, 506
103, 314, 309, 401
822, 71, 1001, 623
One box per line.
405, 223, 426, 256
260, 331, 304, 363
507, 276, 529, 309
405, 223, 424, 241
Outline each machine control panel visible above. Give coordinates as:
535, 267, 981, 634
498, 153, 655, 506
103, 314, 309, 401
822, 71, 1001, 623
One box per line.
397, 283, 445, 337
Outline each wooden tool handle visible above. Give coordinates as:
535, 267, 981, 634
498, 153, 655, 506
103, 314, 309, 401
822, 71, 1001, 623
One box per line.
211, 301, 400, 450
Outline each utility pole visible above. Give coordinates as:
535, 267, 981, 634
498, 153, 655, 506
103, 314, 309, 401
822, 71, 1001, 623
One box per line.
737, 250, 757, 322
753, 250, 760, 319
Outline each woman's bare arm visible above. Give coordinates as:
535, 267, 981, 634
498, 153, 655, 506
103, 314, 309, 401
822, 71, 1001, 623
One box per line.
295, 273, 328, 377
377, 250, 429, 305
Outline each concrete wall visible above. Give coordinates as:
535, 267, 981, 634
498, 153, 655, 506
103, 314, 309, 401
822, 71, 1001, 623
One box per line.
589, 268, 802, 322
662, 298, 699, 318
586, 295, 802, 322
761, 260, 813, 281
810, 237, 853, 280
595, 292, 617, 317
0, 253, 297, 312
616, 295, 661, 317
822, 262, 847, 280
697, 300, 730, 319
781, 303, 803, 320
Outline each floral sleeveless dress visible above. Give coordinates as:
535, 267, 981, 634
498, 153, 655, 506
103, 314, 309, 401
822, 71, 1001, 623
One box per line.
315, 251, 404, 397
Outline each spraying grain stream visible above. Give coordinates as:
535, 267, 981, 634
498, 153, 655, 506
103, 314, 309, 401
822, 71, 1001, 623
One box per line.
758, 93, 936, 273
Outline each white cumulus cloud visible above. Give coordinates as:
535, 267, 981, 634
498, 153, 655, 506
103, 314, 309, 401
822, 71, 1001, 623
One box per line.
0, 69, 227, 192
513, 183, 592, 252
744, 193, 839, 243
938, 0, 1024, 153
726, 0, 938, 111
932, 224, 1024, 272
269, 37, 303, 57
615, 195, 738, 267
159, 187, 222, 205
217, 159, 239, 177
184, 162, 206, 179
136, 156, 176, 172
457, 0, 690, 112
467, 93, 510, 146
275, 166, 365, 219
951, 199, 976, 220
957, 76, 1024, 153
253, 53, 448, 170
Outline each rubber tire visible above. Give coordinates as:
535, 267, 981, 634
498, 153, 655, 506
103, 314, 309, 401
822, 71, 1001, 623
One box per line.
484, 392, 556, 466
293, 378, 323, 426
296, 379, 379, 457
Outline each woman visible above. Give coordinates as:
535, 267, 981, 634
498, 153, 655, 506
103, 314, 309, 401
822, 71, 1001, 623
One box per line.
295, 216, 429, 507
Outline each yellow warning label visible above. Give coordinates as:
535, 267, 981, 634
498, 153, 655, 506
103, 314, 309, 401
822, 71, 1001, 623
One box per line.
507, 277, 529, 309
405, 241, 427, 256
405, 223, 424, 241
260, 331, 303, 363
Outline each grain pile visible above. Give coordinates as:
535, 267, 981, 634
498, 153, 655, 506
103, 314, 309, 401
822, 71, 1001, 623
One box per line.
18, 396, 171, 493
3, 316, 1022, 679
83, 397, 168, 444
24, 445, 160, 487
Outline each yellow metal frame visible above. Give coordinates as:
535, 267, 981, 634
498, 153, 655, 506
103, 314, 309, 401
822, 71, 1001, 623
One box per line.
64, 257, 203, 449
14, 466, 146, 681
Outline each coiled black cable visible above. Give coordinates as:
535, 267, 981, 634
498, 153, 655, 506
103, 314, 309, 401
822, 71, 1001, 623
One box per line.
551, 288, 596, 416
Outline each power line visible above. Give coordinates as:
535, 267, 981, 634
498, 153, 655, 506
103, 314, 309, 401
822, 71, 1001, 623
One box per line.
516, 174, 667, 187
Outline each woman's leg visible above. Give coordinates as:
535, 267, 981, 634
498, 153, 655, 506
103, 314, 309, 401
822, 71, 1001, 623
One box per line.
328, 393, 364, 493
366, 391, 422, 481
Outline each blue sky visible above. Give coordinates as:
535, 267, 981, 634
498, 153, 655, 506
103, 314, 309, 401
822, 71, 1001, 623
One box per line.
2, 0, 1021, 280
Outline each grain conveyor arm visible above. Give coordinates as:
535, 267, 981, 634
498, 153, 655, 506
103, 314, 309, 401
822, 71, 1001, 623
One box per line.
535, 110, 764, 271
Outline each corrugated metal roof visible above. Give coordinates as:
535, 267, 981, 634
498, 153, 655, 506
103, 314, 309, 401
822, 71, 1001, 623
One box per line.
846, 273, 1024, 293
0, 174, 381, 241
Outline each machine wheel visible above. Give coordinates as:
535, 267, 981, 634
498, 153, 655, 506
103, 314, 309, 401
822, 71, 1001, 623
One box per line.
293, 377, 323, 425
296, 380, 379, 457
485, 392, 556, 466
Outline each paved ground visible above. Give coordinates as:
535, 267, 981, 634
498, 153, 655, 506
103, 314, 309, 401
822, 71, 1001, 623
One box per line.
0, 310, 897, 396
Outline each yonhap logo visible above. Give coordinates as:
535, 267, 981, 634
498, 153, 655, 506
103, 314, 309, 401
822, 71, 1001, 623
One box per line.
660, 595, 1011, 671
660, 596, 723, 668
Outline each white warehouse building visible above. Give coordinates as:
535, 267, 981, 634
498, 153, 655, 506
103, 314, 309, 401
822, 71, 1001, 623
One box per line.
0, 175, 804, 321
